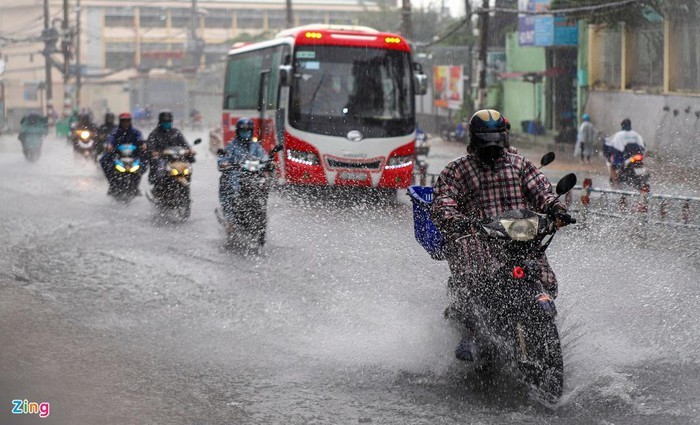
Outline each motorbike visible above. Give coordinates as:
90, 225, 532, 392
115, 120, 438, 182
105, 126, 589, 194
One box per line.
215, 145, 283, 251
109, 143, 143, 203
147, 139, 201, 221
72, 127, 96, 160
604, 141, 650, 190
450, 174, 577, 402
408, 156, 574, 402
18, 114, 48, 162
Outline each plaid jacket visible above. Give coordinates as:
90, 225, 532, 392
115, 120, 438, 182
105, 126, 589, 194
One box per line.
431, 151, 562, 291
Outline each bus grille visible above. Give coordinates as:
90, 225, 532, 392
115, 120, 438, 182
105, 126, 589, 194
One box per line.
327, 157, 383, 170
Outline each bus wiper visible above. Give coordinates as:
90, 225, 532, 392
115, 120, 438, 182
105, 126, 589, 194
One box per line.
307, 73, 326, 115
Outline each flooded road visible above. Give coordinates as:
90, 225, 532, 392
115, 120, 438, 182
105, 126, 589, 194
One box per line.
0, 133, 698, 424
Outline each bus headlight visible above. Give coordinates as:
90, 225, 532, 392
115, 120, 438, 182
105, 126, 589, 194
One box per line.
287, 149, 320, 166
385, 155, 413, 170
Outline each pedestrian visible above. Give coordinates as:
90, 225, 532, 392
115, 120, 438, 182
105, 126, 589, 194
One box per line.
575, 113, 596, 163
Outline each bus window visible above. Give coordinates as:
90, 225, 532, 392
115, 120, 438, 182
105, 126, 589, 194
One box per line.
224, 51, 263, 110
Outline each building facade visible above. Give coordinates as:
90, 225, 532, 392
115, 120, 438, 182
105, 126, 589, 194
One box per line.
0, 0, 380, 131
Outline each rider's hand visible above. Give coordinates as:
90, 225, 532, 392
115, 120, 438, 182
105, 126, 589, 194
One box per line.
551, 205, 575, 227
106, 145, 114, 153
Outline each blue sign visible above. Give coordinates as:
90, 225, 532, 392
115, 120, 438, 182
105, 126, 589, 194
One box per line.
518, 0, 578, 47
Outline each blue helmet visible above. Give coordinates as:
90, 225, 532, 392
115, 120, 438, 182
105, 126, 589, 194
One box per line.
236, 117, 254, 142
582, 113, 590, 121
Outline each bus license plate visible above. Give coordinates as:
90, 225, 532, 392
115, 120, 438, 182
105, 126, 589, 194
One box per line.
339, 172, 368, 181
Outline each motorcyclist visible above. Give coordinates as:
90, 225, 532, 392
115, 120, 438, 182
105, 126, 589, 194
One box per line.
146, 110, 195, 185
603, 118, 644, 186
18, 113, 49, 143
99, 113, 147, 194
95, 112, 117, 157
218, 117, 271, 227
431, 109, 573, 360
70, 112, 98, 149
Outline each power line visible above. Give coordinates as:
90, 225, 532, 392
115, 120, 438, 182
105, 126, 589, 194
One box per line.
417, 0, 639, 47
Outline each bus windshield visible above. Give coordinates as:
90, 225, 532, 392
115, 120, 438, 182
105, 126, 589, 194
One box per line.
289, 45, 414, 138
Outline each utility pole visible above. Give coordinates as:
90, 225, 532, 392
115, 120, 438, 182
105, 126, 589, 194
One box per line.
75, 0, 81, 110
286, 0, 294, 28
189, 0, 203, 70
401, 0, 413, 39
475, 0, 489, 110
62, 0, 71, 117
42, 0, 54, 121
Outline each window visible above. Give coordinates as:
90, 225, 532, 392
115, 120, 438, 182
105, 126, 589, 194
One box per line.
675, 20, 700, 92
289, 46, 414, 138
171, 9, 191, 28
140, 7, 167, 28
590, 30, 622, 90
106, 52, 135, 70
105, 15, 134, 27
236, 10, 263, 30
628, 22, 664, 90
267, 10, 286, 31
224, 45, 286, 110
205, 13, 232, 29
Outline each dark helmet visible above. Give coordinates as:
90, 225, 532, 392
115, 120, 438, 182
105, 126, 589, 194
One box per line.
236, 117, 254, 142
469, 109, 507, 150
77, 112, 91, 124
158, 110, 174, 124
621, 118, 631, 131
105, 112, 115, 125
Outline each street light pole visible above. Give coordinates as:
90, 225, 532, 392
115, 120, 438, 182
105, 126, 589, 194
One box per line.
286, 0, 294, 28
62, 0, 71, 117
75, 0, 81, 110
42, 0, 54, 120
475, 0, 489, 110
401, 0, 413, 39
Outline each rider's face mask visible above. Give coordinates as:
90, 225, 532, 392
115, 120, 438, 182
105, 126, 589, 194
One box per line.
238, 129, 253, 141
161, 121, 173, 130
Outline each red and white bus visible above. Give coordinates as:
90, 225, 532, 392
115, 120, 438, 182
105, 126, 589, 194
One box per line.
222, 25, 427, 188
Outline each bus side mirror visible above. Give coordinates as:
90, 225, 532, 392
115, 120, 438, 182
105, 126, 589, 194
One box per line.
279, 64, 293, 87
414, 72, 428, 96
413, 62, 427, 95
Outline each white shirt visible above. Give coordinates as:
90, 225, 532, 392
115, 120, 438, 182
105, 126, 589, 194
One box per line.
606, 130, 644, 152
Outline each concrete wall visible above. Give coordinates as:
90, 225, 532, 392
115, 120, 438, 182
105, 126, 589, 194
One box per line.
586, 90, 700, 162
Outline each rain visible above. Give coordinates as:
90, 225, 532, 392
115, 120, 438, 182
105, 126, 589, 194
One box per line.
1, 0, 699, 424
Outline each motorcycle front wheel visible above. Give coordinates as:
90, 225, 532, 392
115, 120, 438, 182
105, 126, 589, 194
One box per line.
517, 318, 563, 402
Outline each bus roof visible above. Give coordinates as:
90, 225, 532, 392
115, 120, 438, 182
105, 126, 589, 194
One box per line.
228, 24, 411, 56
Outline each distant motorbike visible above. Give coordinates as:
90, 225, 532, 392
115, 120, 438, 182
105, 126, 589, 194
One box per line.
603, 140, 650, 190
215, 145, 283, 251
109, 143, 143, 203
72, 128, 96, 160
147, 139, 201, 221
18, 114, 48, 162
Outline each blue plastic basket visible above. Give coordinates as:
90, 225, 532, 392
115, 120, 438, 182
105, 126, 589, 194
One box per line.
408, 185, 445, 260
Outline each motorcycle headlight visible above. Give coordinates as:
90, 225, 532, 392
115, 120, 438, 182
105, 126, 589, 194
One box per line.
170, 168, 180, 176
287, 149, 320, 166
129, 164, 140, 173
114, 161, 126, 173
501, 217, 539, 241
183, 167, 191, 175
385, 155, 414, 170
80, 131, 90, 140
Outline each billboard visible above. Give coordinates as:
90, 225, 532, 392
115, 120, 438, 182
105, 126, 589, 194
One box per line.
433, 65, 464, 110
518, 0, 578, 47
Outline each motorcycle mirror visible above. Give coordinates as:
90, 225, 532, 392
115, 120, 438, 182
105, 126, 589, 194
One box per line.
193, 138, 202, 145
270, 145, 283, 154
216, 149, 225, 157
556, 173, 577, 196
540, 152, 555, 167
